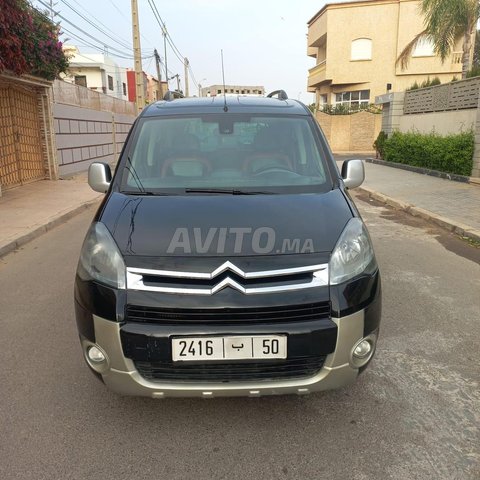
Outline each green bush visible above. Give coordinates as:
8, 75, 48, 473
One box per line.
373, 131, 388, 158
319, 103, 382, 115
466, 65, 480, 78
382, 131, 474, 176
407, 77, 441, 91
407, 81, 420, 91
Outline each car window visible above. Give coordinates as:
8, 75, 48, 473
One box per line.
121, 114, 331, 194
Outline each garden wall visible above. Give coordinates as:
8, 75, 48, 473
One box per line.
52, 80, 136, 176
315, 111, 382, 152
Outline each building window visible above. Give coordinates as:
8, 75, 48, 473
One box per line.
122, 82, 127, 96
412, 38, 435, 57
108, 75, 114, 91
74, 75, 87, 87
351, 38, 372, 61
335, 89, 370, 107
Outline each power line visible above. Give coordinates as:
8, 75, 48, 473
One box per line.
146, 0, 201, 90
36, 0, 142, 59
61, 26, 153, 60
61, 26, 151, 60
105, 0, 156, 49
59, 0, 133, 51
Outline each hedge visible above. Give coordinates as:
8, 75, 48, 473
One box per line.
378, 131, 474, 177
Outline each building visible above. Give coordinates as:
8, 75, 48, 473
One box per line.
62, 46, 128, 101
307, 0, 466, 109
146, 74, 168, 103
126, 69, 148, 104
200, 85, 265, 97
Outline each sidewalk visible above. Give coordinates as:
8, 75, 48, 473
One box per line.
1, 158, 479, 259
336, 155, 480, 241
0, 172, 101, 257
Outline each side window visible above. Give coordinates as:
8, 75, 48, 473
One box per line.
74, 75, 87, 87
351, 38, 372, 61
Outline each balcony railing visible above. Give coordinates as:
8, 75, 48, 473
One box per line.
451, 52, 463, 65
308, 61, 327, 88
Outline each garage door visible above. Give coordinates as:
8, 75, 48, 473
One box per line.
0, 85, 45, 189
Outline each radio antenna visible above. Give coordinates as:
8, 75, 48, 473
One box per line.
221, 49, 228, 112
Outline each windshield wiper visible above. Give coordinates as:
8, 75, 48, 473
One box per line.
125, 156, 146, 193
184, 188, 274, 195
122, 190, 155, 196
122, 190, 178, 196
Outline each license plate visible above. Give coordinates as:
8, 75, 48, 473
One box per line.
172, 335, 287, 362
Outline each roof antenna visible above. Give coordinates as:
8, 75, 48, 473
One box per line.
221, 49, 228, 112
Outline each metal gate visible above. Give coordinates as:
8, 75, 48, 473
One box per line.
0, 84, 45, 189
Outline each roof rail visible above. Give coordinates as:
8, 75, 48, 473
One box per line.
266, 90, 288, 100
163, 90, 185, 101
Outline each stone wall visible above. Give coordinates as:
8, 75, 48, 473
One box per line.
316, 111, 382, 152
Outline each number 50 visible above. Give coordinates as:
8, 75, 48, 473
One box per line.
262, 339, 279, 355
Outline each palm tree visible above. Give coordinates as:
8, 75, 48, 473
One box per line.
396, 0, 480, 79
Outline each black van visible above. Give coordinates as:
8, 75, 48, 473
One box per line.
74, 91, 381, 398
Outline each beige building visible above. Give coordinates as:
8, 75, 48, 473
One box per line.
201, 85, 265, 97
307, 0, 465, 109
146, 75, 168, 103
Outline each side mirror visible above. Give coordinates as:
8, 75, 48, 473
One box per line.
88, 162, 112, 193
341, 159, 365, 189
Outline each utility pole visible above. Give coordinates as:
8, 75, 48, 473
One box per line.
172, 74, 180, 93
163, 27, 169, 90
131, 0, 144, 112
184, 57, 190, 97
154, 49, 164, 100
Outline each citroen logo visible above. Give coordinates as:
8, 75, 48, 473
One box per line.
208, 261, 252, 294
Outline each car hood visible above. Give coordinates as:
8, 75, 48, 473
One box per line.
100, 190, 353, 257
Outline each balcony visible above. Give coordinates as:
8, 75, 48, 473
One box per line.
451, 51, 463, 65
308, 11, 327, 49
308, 61, 329, 88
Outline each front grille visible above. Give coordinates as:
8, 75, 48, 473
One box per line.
134, 355, 326, 383
126, 263, 328, 295
126, 302, 331, 325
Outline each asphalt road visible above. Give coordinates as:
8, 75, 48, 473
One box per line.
0, 195, 479, 480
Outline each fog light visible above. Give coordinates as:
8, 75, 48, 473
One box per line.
87, 346, 106, 363
353, 340, 372, 359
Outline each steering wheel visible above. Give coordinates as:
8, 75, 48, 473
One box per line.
252, 166, 299, 176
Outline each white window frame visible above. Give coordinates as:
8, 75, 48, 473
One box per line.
334, 90, 370, 107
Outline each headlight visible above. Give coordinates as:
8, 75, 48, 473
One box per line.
77, 222, 126, 289
329, 218, 376, 285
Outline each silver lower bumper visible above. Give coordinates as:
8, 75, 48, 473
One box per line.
83, 309, 370, 398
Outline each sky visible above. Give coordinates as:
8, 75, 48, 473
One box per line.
33, 0, 331, 103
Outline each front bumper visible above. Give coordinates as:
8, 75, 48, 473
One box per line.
80, 308, 374, 398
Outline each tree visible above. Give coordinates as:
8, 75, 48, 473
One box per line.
396, 0, 480, 79
0, 0, 69, 80
473, 29, 480, 66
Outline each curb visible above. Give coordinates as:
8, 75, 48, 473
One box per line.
364, 158, 479, 186
357, 187, 480, 243
0, 198, 100, 259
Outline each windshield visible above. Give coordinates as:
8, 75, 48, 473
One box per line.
121, 114, 331, 194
